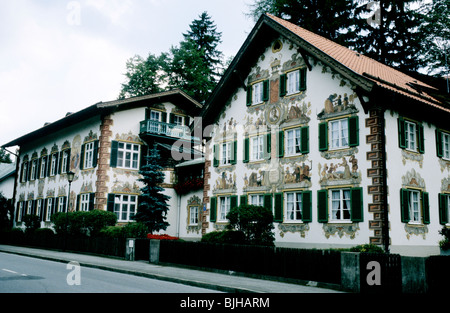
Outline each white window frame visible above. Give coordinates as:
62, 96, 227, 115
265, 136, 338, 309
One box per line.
36, 199, 42, 217
18, 202, 24, 222
173, 115, 183, 126
285, 128, 301, 156
84, 142, 95, 169
251, 135, 264, 161
114, 194, 137, 222
409, 190, 421, 224
285, 191, 303, 222
330, 118, 349, 150
21, 162, 28, 183
442, 132, 450, 160
57, 197, 66, 213
40, 157, 47, 178
46, 198, 53, 221
30, 159, 37, 181
405, 120, 417, 152
61, 150, 69, 174
117, 142, 140, 170
189, 205, 199, 226
218, 196, 231, 222
249, 194, 264, 207
252, 81, 264, 105
221, 142, 232, 165
27, 201, 33, 215
331, 189, 351, 222
79, 193, 90, 212
50, 153, 58, 176
287, 70, 300, 95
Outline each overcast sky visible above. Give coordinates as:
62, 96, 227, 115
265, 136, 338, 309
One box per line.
0, 0, 255, 153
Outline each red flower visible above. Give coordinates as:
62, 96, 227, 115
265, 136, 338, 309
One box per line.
147, 234, 179, 240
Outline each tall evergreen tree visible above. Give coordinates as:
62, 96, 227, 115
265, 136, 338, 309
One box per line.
166, 12, 224, 102
135, 147, 170, 234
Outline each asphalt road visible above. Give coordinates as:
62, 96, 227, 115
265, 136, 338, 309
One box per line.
0, 252, 220, 293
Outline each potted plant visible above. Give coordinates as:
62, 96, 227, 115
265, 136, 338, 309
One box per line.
438, 227, 450, 256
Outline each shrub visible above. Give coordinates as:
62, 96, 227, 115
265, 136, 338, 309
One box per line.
226, 204, 275, 246
350, 243, 385, 253
438, 227, 450, 250
201, 230, 246, 245
123, 222, 148, 238
51, 210, 117, 237
22, 214, 40, 233
99, 226, 124, 238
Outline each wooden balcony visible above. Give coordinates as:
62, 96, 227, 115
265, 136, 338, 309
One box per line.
139, 120, 200, 143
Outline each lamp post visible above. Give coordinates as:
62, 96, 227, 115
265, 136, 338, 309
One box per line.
64, 171, 75, 251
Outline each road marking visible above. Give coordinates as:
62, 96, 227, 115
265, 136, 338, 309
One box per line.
2, 269, 18, 274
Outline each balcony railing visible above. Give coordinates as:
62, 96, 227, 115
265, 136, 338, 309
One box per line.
140, 120, 199, 142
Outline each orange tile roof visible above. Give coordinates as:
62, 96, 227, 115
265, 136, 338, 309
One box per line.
267, 14, 449, 113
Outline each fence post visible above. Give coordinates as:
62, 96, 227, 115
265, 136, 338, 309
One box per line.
125, 238, 135, 261
341, 252, 360, 292
149, 239, 160, 264
401, 256, 427, 293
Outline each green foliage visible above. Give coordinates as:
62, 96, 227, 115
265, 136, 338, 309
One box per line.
439, 227, 450, 250
136, 147, 170, 234
349, 243, 385, 254
22, 214, 41, 233
0, 192, 13, 231
99, 222, 148, 239
201, 230, 246, 245
50, 210, 117, 237
226, 204, 275, 246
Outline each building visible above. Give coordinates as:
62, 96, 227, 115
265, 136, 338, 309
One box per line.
199, 14, 450, 256
2, 89, 205, 239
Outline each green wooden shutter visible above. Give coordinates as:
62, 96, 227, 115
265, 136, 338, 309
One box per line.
243, 137, 249, 163
184, 116, 190, 127
398, 117, 406, 149
80, 144, 85, 170
318, 122, 328, 151
210, 197, 217, 223
400, 189, 410, 223
246, 85, 252, 106
169, 113, 174, 124
77, 194, 81, 211
240, 195, 247, 206
264, 194, 272, 211
418, 123, 425, 154
110, 141, 119, 168
439, 193, 449, 225
302, 191, 312, 223
278, 130, 284, 158
422, 191, 430, 224
263, 80, 269, 102
436, 129, 443, 158
348, 116, 359, 147
107, 194, 115, 213
265, 133, 271, 159
279, 74, 287, 97
301, 126, 309, 154
274, 193, 283, 222
161, 112, 167, 123
230, 140, 237, 165
140, 144, 148, 169
89, 193, 95, 211
65, 149, 71, 173
213, 144, 219, 167
299, 67, 307, 91
93, 140, 99, 168
350, 187, 364, 222
230, 195, 238, 211
317, 189, 328, 223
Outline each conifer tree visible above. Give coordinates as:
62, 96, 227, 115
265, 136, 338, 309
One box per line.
135, 147, 170, 234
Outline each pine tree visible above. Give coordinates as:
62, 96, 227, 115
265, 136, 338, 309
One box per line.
135, 147, 170, 234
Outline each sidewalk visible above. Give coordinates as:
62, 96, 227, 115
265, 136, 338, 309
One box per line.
0, 244, 343, 293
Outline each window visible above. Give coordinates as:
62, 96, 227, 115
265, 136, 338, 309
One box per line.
317, 188, 363, 223
189, 206, 199, 225
21, 161, 28, 183
111, 194, 137, 222
319, 116, 359, 151
331, 189, 351, 221
209, 195, 238, 223
286, 128, 301, 156
30, 159, 37, 181
400, 189, 430, 224
330, 119, 349, 150
50, 153, 58, 176
45, 198, 54, 221
36, 199, 42, 217
251, 135, 264, 161
436, 129, 450, 160
286, 192, 303, 221
79, 193, 91, 212
221, 142, 232, 165
150, 111, 160, 121
17, 202, 24, 222
27, 200, 33, 215
246, 80, 269, 106
40, 156, 47, 179
280, 68, 307, 97
173, 115, 183, 126
57, 196, 67, 213
439, 193, 450, 225
398, 117, 424, 153
80, 141, 98, 170
61, 149, 70, 174
249, 194, 264, 207
118, 143, 140, 169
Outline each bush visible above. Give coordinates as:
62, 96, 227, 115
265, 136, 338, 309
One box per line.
439, 227, 450, 250
51, 210, 117, 237
350, 243, 385, 253
226, 204, 275, 246
22, 214, 40, 233
201, 230, 246, 244
123, 222, 148, 238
